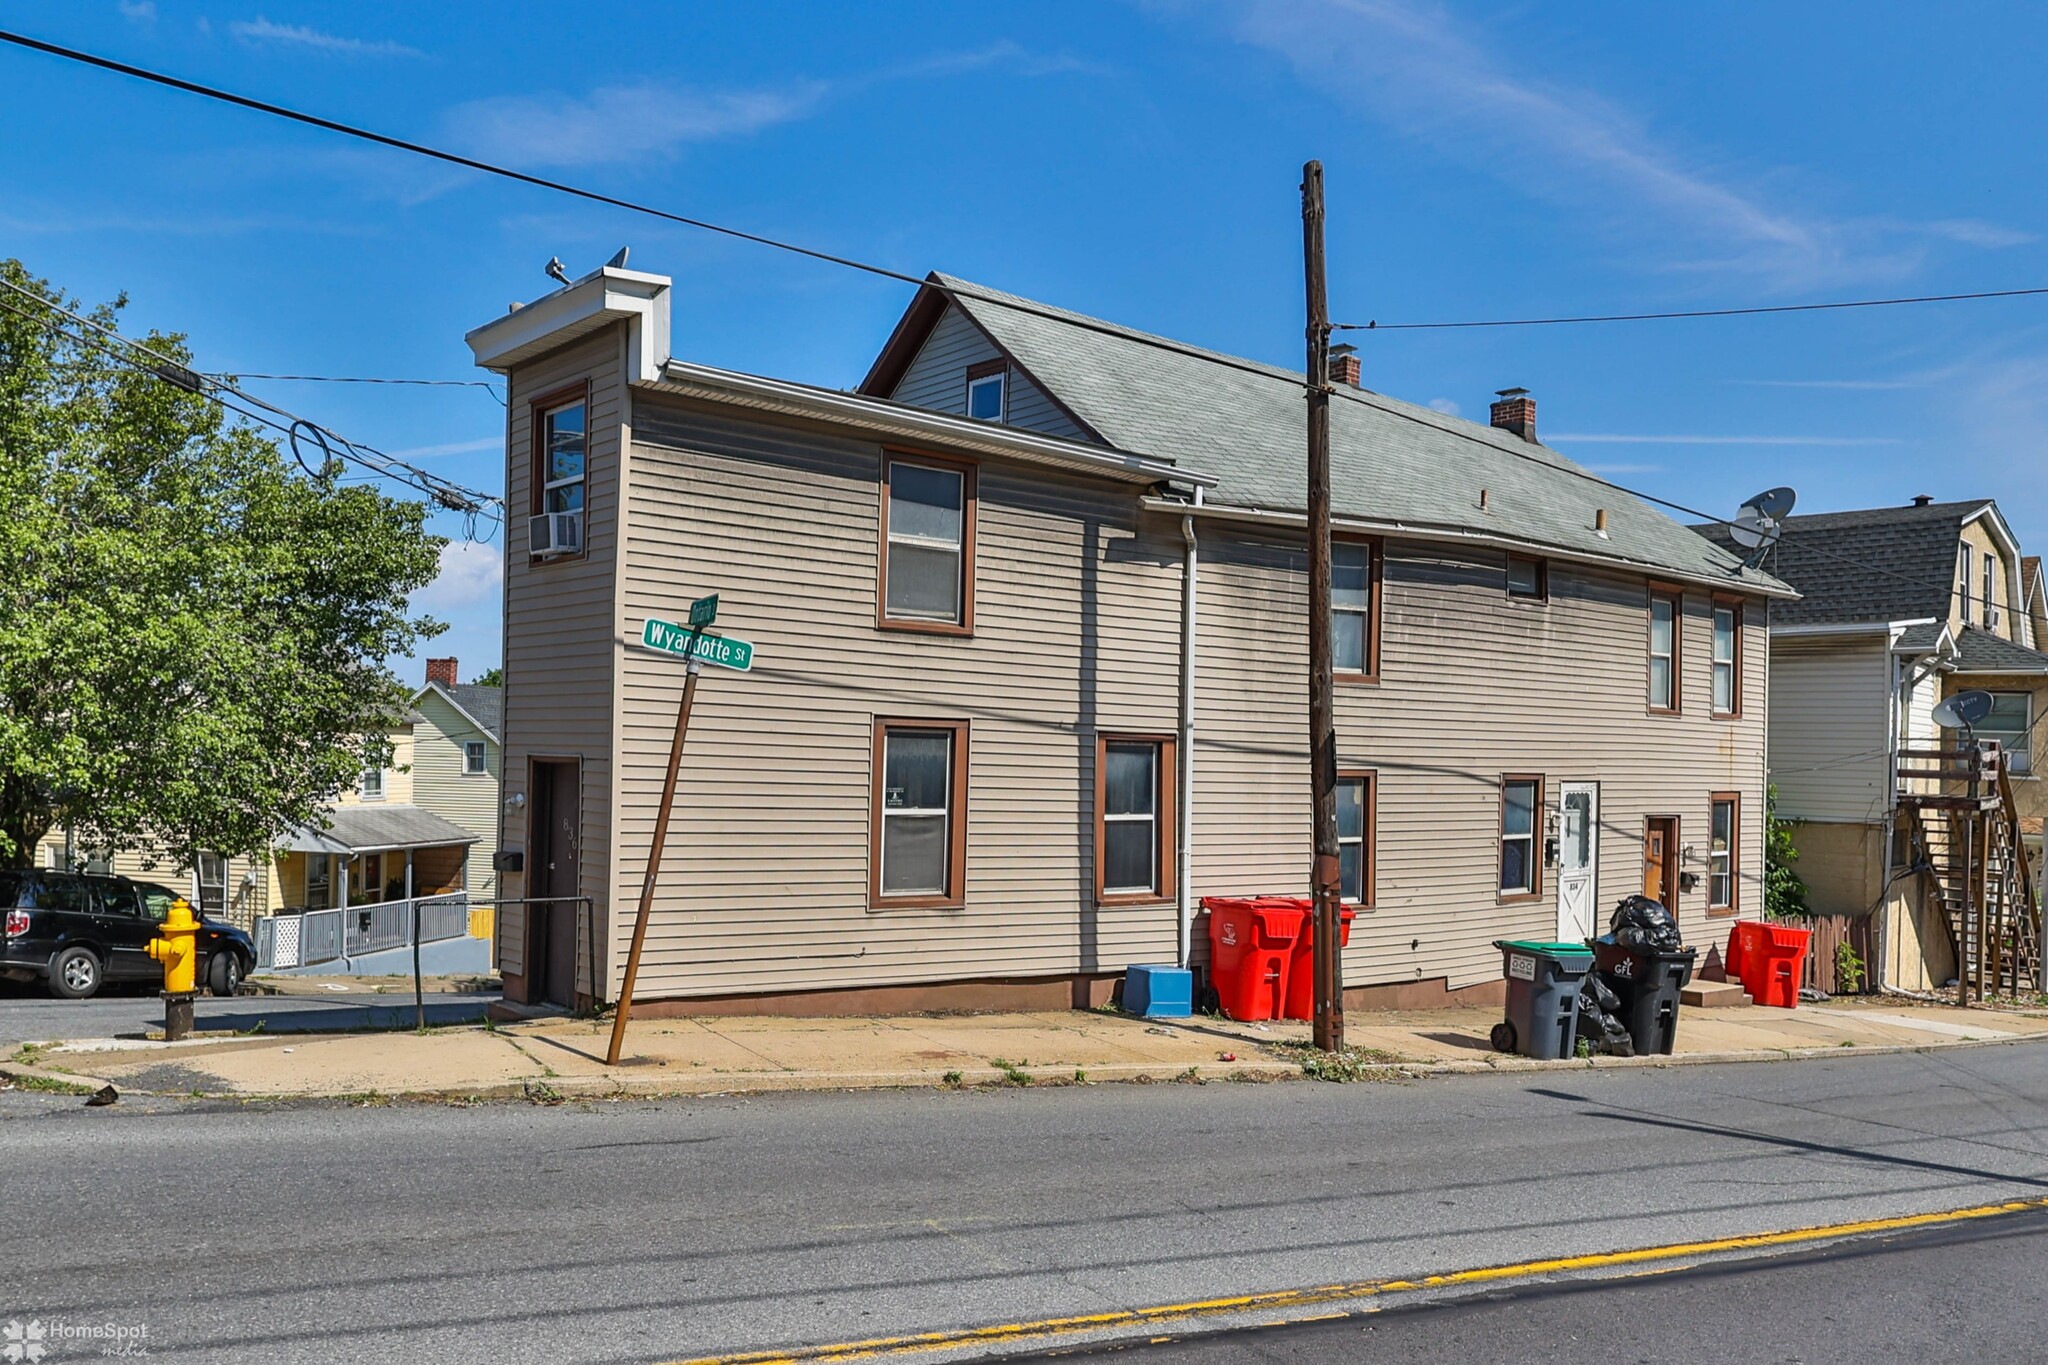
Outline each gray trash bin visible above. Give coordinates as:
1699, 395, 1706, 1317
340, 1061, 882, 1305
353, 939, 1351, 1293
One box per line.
1490, 940, 1596, 1060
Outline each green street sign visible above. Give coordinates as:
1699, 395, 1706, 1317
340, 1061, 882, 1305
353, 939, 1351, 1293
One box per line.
642, 617, 755, 671
689, 593, 719, 628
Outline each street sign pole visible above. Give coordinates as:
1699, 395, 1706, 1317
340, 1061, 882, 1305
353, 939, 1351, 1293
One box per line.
608, 599, 722, 1066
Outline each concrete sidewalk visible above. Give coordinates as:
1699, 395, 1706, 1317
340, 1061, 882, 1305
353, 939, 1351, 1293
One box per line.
9, 996, 2048, 1102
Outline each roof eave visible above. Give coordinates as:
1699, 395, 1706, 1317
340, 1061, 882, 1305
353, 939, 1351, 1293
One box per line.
1154, 497, 1799, 600
644, 360, 1218, 489
411, 682, 502, 745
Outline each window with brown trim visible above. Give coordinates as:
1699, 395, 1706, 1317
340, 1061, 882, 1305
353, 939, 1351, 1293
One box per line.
1648, 586, 1682, 713
1708, 793, 1740, 914
1095, 734, 1177, 904
1711, 598, 1742, 717
1337, 770, 1376, 907
965, 359, 1007, 422
1499, 775, 1543, 901
527, 381, 590, 561
1506, 555, 1547, 601
871, 720, 969, 909
1334, 538, 1382, 681
878, 452, 976, 634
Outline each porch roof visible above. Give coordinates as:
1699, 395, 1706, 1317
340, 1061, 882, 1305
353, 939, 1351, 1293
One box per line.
277, 804, 480, 856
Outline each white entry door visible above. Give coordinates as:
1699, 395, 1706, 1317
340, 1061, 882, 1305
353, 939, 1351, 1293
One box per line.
1557, 782, 1599, 941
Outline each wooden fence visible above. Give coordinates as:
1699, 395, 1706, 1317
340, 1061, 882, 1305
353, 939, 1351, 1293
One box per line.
1796, 913, 1878, 994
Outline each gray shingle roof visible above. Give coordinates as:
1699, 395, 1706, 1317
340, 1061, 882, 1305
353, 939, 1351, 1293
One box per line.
443, 683, 502, 742
280, 804, 479, 854
1951, 624, 2048, 674
1892, 622, 1949, 654
1694, 499, 1990, 625
919, 275, 1790, 596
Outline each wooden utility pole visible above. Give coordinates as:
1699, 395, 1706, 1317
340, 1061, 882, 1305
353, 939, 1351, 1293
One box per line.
1302, 160, 1344, 1053
606, 647, 704, 1065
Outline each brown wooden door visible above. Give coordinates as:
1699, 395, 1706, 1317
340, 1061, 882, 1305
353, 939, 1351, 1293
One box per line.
1643, 817, 1679, 908
529, 759, 581, 1008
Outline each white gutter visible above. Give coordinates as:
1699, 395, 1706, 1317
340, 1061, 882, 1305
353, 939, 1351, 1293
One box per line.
1145, 497, 1800, 602
645, 361, 1218, 490
1176, 488, 1202, 968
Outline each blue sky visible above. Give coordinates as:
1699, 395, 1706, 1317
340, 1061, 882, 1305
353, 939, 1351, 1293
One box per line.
7, 1, 2048, 678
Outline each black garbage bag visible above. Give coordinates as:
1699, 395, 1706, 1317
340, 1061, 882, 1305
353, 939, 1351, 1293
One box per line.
1573, 976, 1635, 1057
1610, 895, 1682, 951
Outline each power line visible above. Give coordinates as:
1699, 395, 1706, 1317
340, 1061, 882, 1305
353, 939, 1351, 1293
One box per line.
233, 372, 506, 404
1336, 285, 2048, 332
0, 279, 502, 535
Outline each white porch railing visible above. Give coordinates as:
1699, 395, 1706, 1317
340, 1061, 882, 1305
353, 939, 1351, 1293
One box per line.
255, 893, 470, 971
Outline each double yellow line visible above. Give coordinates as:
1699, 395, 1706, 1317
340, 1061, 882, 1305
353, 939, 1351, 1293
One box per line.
672, 1194, 2048, 1364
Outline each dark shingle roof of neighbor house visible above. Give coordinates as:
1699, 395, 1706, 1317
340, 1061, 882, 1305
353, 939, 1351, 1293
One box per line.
886, 275, 1791, 597
1951, 624, 2048, 674
442, 683, 502, 741
1892, 622, 1949, 654
285, 804, 479, 854
1694, 499, 1992, 625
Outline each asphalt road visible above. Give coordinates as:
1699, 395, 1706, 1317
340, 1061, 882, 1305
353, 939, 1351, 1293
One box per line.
0, 985, 498, 1045
7, 1044, 2048, 1364
1024, 1205, 2048, 1363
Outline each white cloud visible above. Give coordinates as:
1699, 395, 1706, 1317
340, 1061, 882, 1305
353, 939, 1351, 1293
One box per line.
119, 1, 156, 21
229, 17, 423, 59
1206, 0, 2027, 287
390, 437, 502, 459
439, 42, 1102, 169
441, 82, 826, 168
1427, 397, 1460, 416
413, 541, 502, 614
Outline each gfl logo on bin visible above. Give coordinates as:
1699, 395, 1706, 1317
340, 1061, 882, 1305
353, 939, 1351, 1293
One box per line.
1219, 923, 1238, 946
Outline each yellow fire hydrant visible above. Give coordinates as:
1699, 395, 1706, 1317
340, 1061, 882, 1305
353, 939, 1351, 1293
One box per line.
147, 897, 200, 1040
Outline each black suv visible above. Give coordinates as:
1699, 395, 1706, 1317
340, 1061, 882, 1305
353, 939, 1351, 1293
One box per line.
0, 869, 256, 1000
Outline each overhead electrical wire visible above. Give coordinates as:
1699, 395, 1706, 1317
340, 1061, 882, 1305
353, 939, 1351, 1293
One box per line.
232, 372, 506, 404
1334, 285, 2048, 332
0, 28, 2026, 599
0, 279, 502, 539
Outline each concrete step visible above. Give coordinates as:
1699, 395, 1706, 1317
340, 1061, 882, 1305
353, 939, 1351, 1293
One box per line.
1681, 979, 1754, 1008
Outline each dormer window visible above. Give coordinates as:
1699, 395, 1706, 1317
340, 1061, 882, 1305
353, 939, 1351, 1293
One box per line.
966, 361, 1006, 422
1984, 554, 1997, 629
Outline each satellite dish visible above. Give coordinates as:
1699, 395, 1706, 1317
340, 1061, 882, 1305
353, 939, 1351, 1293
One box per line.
1727, 486, 1797, 550
1932, 689, 1995, 732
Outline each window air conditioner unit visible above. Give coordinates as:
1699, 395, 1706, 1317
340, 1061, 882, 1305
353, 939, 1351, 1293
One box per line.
1987, 608, 2001, 630
529, 510, 582, 557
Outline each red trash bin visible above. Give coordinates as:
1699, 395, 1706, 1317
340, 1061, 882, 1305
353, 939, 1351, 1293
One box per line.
1284, 904, 1357, 1021
1204, 896, 1308, 1021
1725, 919, 1768, 988
1745, 922, 1811, 1008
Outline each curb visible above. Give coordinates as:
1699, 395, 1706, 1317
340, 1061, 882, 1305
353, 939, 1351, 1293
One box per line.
0, 1061, 116, 1092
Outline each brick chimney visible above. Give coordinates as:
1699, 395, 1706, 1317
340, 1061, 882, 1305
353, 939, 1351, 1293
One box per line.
426, 657, 458, 688
1490, 388, 1536, 442
1328, 343, 1361, 388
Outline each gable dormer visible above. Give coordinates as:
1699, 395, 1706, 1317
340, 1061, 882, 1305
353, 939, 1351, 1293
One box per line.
862, 281, 1091, 443
1952, 502, 2025, 641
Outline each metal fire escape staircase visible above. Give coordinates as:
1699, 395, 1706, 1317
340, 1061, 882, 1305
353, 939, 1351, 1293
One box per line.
1897, 740, 2042, 999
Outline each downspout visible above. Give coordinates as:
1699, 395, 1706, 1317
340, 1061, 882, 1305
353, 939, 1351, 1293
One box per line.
1176, 489, 1202, 968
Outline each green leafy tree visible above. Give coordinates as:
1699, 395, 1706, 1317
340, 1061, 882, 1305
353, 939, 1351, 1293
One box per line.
1764, 784, 1810, 920
0, 260, 446, 869
470, 666, 503, 688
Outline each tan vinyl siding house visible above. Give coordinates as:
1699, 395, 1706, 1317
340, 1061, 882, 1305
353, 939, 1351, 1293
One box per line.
410, 683, 502, 902
470, 263, 1790, 1013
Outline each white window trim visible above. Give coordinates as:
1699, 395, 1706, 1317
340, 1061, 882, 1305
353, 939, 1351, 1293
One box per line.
1101, 743, 1160, 895
966, 372, 1005, 422
360, 766, 385, 800
541, 400, 587, 513
1982, 691, 2033, 775
463, 740, 489, 775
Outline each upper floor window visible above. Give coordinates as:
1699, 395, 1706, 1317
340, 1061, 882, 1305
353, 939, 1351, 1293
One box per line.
463, 740, 488, 775
1506, 555, 1547, 600
1711, 600, 1741, 717
1984, 554, 1997, 628
360, 764, 385, 799
196, 851, 227, 912
540, 400, 586, 516
1648, 588, 1682, 713
1981, 691, 2033, 775
880, 453, 976, 633
1334, 539, 1381, 679
1959, 543, 1974, 620
966, 361, 1006, 422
